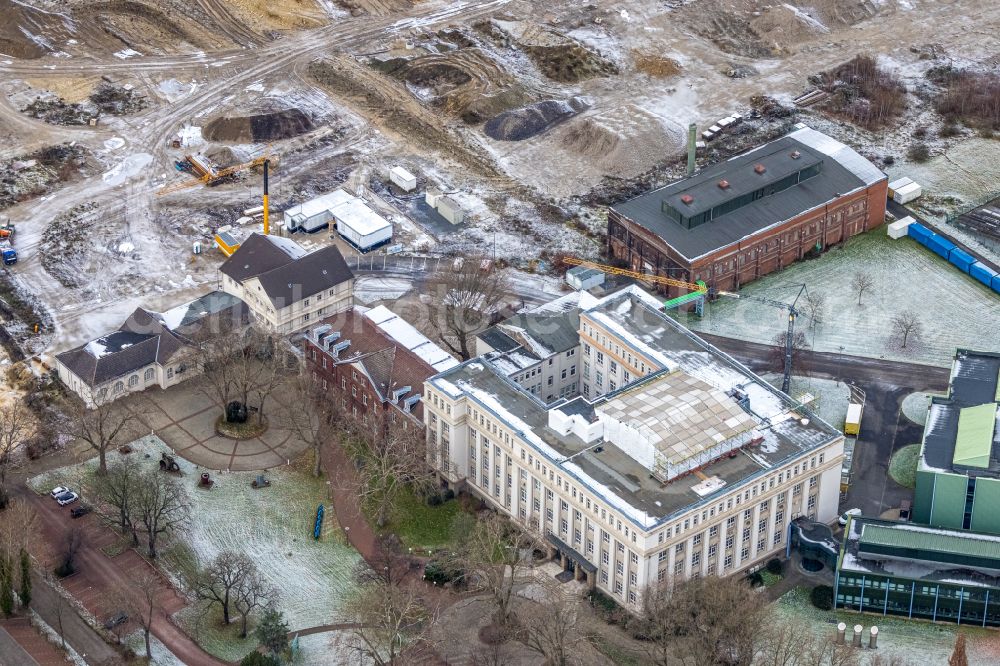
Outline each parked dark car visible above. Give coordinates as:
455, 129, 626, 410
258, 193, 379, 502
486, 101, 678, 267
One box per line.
70, 505, 91, 519
103, 611, 128, 630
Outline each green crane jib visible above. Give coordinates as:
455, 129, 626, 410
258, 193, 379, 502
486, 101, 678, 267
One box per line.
717, 285, 807, 394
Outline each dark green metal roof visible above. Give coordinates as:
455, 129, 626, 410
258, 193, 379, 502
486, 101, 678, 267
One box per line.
860, 524, 1000, 562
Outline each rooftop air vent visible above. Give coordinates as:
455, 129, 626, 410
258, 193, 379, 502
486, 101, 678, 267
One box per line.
717, 179, 730, 190
680, 194, 694, 205
790, 150, 801, 159
754, 163, 767, 174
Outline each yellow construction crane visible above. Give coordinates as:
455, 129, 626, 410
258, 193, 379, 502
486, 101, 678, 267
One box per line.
562, 257, 708, 312
157, 149, 274, 196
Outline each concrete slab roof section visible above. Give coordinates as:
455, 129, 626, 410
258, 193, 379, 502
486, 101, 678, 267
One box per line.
599, 372, 756, 465
610, 125, 885, 261
429, 288, 840, 530
841, 517, 1000, 587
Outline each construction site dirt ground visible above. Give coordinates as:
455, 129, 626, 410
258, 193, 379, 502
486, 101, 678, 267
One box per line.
0, 0, 995, 359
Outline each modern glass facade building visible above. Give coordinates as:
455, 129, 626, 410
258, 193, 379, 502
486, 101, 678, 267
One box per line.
835, 517, 1000, 627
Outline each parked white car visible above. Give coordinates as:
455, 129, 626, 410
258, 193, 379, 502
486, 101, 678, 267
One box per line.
839, 508, 862, 526
50, 486, 70, 498
55, 491, 79, 507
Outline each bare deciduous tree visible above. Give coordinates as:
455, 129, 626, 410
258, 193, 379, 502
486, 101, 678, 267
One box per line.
521, 579, 579, 666
769, 330, 809, 372
233, 567, 278, 638
344, 578, 435, 666
640, 575, 768, 666
194, 324, 290, 426
63, 391, 139, 476
195, 550, 256, 626
134, 470, 189, 559
428, 257, 509, 360
890, 309, 922, 349
0, 401, 36, 509
116, 570, 160, 659
88, 456, 142, 546
802, 291, 827, 329
277, 368, 343, 478
346, 413, 436, 528
446, 512, 535, 629
851, 272, 875, 306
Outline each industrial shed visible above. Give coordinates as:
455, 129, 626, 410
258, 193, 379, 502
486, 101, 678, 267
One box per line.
607, 124, 888, 296
283, 190, 355, 233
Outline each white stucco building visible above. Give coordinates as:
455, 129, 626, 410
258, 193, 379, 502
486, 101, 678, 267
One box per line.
424, 286, 844, 611
219, 233, 354, 335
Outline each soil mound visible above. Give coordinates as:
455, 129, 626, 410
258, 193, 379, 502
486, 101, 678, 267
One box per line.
558, 105, 683, 177
484, 98, 588, 142
679, 0, 883, 57
0, 0, 65, 58
203, 109, 313, 143
526, 43, 618, 83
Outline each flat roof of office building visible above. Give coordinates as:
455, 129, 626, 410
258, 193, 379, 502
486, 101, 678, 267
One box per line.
430, 287, 840, 530
610, 125, 885, 261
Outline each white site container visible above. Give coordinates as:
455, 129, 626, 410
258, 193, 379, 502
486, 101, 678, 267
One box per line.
425, 187, 442, 208
333, 199, 393, 251
437, 196, 464, 225
887, 216, 914, 239
389, 166, 417, 192
892, 182, 922, 204
887, 177, 913, 196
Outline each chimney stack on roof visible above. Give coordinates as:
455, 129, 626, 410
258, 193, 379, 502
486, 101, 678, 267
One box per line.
754, 163, 767, 174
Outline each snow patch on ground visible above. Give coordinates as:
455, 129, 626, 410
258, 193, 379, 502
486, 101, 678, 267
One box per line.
113, 48, 142, 59
125, 631, 185, 666
103, 137, 125, 151
353, 276, 412, 304
102, 153, 154, 187
290, 630, 355, 665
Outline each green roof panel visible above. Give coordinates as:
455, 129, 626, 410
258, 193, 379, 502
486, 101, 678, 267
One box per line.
952, 403, 996, 469
860, 524, 1000, 563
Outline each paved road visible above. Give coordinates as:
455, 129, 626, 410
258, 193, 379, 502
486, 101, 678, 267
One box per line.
28, 575, 121, 666
699, 332, 950, 390
702, 332, 949, 520
16, 485, 230, 666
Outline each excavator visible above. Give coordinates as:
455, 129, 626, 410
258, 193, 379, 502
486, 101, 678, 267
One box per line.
157, 147, 274, 196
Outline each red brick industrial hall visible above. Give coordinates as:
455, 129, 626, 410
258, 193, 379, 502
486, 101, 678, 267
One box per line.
607, 124, 888, 296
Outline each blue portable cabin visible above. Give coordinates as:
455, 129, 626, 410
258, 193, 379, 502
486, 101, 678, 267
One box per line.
924, 233, 955, 260
969, 262, 998, 288
948, 247, 976, 274
907, 222, 933, 242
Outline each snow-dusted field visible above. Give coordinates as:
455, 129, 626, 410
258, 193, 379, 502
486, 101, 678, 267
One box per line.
775, 587, 1000, 664
290, 631, 356, 666
29, 436, 361, 635
681, 229, 1000, 368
